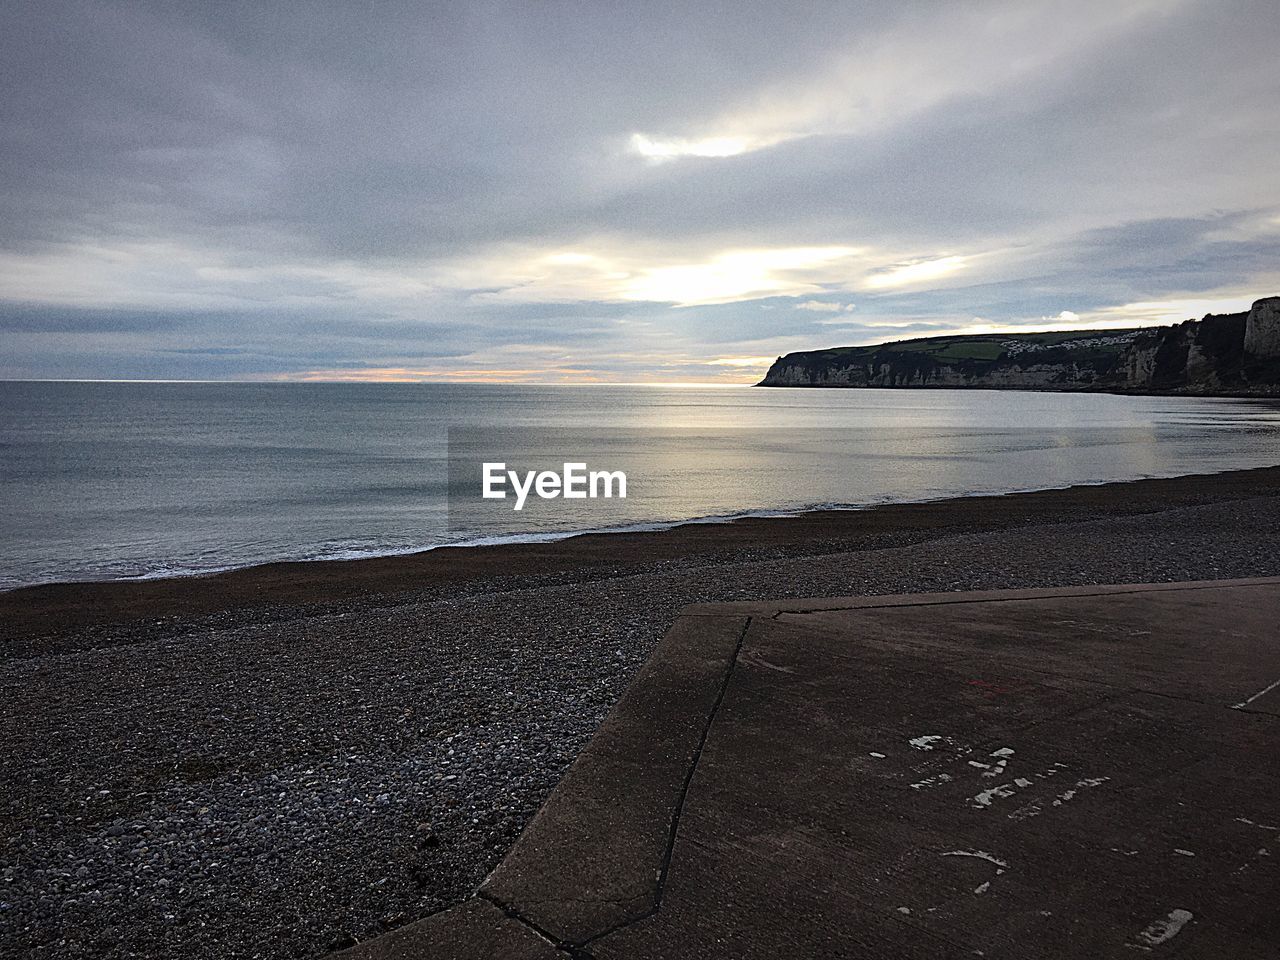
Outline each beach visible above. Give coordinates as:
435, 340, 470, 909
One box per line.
6, 466, 1280, 958
10, 3, 1280, 956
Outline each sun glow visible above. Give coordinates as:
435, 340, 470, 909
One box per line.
621, 247, 860, 306
863, 256, 966, 290
706, 356, 777, 367
629, 131, 796, 161
448, 243, 985, 307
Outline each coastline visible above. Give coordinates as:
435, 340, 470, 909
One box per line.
755, 380, 1280, 398
6, 463, 1280, 650
8, 461, 1273, 594
8, 465, 1280, 959
756, 297, 1280, 395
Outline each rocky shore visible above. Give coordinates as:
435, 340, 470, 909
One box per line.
6, 467, 1280, 959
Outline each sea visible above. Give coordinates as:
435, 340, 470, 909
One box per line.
4, 380, 1280, 589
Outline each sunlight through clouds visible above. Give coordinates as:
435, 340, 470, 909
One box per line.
455, 245, 872, 307
706, 356, 777, 367
3, 0, 1276, 382
621, 247, 860, 305
1072, 296, 1262, 327
863, 256, 967, 290
795, 300, 856, 313
623, 0, 1183, 166
629, 131, 800, 161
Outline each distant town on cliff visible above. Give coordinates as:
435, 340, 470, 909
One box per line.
758, 297, 1280, 396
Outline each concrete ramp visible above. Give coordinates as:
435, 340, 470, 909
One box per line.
340, 579, 1280, 959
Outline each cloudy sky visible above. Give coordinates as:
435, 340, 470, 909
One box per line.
3, 0, 1279, 383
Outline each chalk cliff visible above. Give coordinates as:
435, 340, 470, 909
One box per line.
758, 297, 1280, 396
1244, 296, 1280, 359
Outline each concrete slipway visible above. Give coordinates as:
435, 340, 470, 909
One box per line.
338, 578, 1280, 959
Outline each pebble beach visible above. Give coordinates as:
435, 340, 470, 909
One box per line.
5, 466, 1280, 959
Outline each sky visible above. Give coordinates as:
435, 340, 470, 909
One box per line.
2, 0, 1279, 383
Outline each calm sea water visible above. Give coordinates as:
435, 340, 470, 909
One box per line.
3, 381, 1280, 588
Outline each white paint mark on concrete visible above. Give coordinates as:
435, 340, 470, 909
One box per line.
1130, 909, 1193, 949
980, 748, 1014, 777
972, 783, 1017, 808
941, 849, 1008, 895
1237, 817, 1279, 831
909, 735, 945, 751
981, 768, 1105, 813
1234, 847, 1270, 874
1051, 777, 1110, 808
911, 772, 954, 790
1231, 676, 1280, 709
942, 849, 1008, 868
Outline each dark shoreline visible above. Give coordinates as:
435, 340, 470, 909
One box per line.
755, 381, 1280, 398
7, 464, 1280, 648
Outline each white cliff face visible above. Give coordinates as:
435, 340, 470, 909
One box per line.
1125, 344, 1158, 388
1185, 341, 1217, 386
1244, 297, 1280, 359
763, 361, 1107, 389
759, 297, 1280, 395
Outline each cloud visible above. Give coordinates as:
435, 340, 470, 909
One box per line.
629, 132, 799, 161
795, 300, 856, 313
706, 356, 777, 367
1, 0, 1279, 380
623, 0, 1187, 164
442, 244, 873, 307
1067, 296, 1261, 328
863, 256, 967, 290
620, 247, 861, 305
436, 244, 995, 307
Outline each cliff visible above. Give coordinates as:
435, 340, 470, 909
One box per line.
758, 296, 1280, 396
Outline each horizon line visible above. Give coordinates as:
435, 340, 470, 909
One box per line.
0, 377, 753, 387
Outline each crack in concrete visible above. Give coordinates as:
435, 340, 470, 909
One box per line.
576, 615, 753, 950
477, 890, 594, 959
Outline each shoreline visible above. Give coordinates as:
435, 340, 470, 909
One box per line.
6, 463, 1280, 650
0, 472, 1208, 593
7, 465, 1280, 958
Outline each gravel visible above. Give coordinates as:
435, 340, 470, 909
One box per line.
4, 492, 1280, 958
